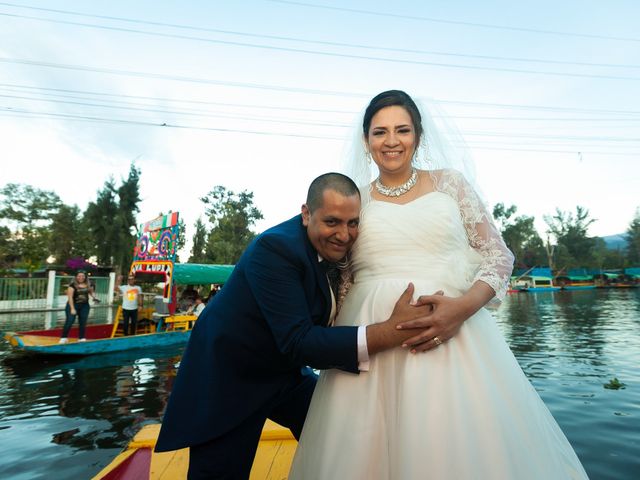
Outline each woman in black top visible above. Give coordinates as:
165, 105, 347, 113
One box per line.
59, 271, 98, 343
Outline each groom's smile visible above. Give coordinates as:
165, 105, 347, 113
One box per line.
301, 189, 360, 263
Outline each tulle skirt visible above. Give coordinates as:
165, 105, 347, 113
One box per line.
289, 278, 588, 479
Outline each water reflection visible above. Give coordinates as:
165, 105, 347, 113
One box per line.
1, 291, 639, 479
494, 289, 640, 480
0, 337, 182, 479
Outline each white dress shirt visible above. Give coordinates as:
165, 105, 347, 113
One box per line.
320, 256, 369, 371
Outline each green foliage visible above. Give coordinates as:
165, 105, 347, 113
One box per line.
189, 218, 208, 263
626, 208, 640, 265
201, 186, 263, 264
175, 216, 187, 262
603, 377, 626, 390
544, 206, 597, 269
113, 165, 142, 272
0, 225, 15, 272
0, 184, 62, 272
492, 203, 546, 268
0, 183, 61, 227
83, 164, 142, 273
49, 204, 83, 264
592, 238, 626, 270
17, 226, 51, 272
84, 178, 119, 266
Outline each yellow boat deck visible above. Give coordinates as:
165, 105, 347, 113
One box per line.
92, 420, 297, 479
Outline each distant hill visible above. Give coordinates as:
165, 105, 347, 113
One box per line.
601, 234, 627, 250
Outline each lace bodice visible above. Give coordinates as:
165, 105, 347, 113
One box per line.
342, 169, 514, 302
430, 169, 514, 299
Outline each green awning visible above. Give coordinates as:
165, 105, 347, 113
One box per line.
556, 275, 593, 281
172, 263, 234, 285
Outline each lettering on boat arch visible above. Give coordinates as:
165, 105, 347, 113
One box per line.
130, 261, 174, 302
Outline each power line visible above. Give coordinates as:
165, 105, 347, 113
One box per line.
0, 106, 345, 140
4, 86, 640, 136
0, 83, 356, 115
1, 12, 640, 81
436, 99, 640, 116
0, 92, 354, 127
2, 107, 637, 157
461, 131, 640, 143
3, 102, 639, 145
465, 145, 637, 156
1, 3, 639, 70
3, 107, 636, 157
440, 115, 640, 122
3, 81, 640, 128
5, 57, 640, 118
0, 57, 366, 97
268, 0, 640, 43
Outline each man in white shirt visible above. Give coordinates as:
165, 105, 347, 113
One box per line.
116, 275, 143, 336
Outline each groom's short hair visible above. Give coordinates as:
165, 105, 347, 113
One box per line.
306, 173, 360, 212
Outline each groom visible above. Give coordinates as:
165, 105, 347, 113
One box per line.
155, 172, 434, 479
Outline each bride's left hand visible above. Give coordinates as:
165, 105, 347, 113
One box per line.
398, 294, 472, 353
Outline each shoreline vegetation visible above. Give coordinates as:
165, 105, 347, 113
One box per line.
1, 169, 639, 277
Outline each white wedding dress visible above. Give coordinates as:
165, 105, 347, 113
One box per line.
289, 173, 588, 479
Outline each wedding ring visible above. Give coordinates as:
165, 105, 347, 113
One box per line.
433, 336, 443, 345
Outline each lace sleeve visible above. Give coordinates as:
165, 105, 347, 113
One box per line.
431, 169, 514, 301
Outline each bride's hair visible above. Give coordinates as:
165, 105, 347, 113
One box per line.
362, 90, 423, 144
343, 90, 480, 199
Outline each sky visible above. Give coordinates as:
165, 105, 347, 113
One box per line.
1, 0, 639, 258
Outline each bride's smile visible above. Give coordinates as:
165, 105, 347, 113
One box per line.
366, 105, 417, 182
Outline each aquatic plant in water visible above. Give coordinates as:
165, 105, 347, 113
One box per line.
603, 377, 626, 390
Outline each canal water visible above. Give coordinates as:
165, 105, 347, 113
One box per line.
0, 290, 638, 479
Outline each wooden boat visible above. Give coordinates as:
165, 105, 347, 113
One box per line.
511, 275, 560, 292
2, 213, 233, 356
554, 275, 596, 291
2, 322, 191, 356
91, 421, 297, 480
594, 272, 640, 289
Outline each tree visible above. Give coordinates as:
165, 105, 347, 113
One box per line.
83, 163, 142, 272
189, 218, 208, 263
113, 164, 142, 272
626, 208, 640, 265
84, 179, 118, 266
0, 183, 61, 229
0, 225, 15, 272
201, 186, 263, 264
492, 203, 545, 268
592, 238, 625, 270
176, 215, 187, 261
49, 204, 83, 264
0, 184, 62, 272
544, 206, 597, 270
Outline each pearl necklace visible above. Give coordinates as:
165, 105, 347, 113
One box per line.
375, 168, 418, 197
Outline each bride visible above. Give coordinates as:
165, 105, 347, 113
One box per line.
289, 90, 589, 479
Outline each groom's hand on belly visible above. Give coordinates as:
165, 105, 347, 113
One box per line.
365, 283, 440, 355
398, 281, 496, 353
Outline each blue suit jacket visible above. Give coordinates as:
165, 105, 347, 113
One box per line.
155, 215, 359, 452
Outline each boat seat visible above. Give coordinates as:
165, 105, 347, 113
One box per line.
164, 314, 195, 331
151, 296, 171, 331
